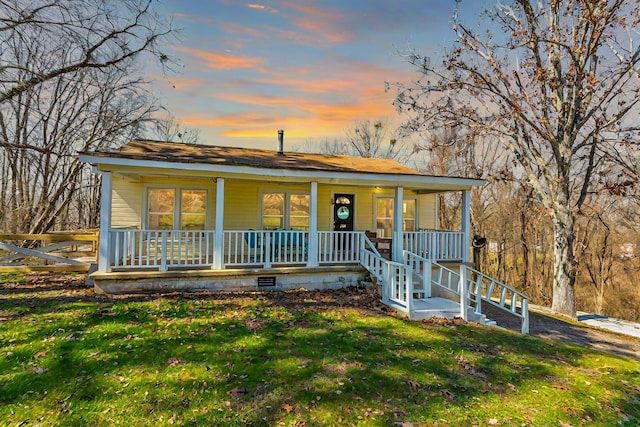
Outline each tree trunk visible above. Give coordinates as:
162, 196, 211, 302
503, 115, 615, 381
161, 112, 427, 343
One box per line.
551, 206, 577, 318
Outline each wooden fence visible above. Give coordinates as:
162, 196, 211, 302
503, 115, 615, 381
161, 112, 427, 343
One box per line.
0, 231, 98, 273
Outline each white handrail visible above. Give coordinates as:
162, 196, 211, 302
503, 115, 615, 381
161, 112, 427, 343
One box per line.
430, 261, 530, 334
361, 248, 412, 311
402, 250, 430, 298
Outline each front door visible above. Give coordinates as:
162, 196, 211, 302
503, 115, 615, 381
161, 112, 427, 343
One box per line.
333, 194, 354, 231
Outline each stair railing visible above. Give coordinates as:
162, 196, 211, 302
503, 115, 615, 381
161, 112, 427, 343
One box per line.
431, 261, 530, 334
402, 250, 431, 298
360, 247, 413, 314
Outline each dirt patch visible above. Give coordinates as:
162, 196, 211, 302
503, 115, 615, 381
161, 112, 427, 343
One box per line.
2, 272, 638, 360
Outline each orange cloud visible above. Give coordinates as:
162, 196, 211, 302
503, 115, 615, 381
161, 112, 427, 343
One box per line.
247, 3, 278, 13
178, 86, 397, 142
173, 46, 269, 72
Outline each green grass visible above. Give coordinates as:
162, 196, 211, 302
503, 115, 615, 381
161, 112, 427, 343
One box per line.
0, 280, 639, 426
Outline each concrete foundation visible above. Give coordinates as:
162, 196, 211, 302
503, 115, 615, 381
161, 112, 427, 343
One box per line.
91, 265, 367, 294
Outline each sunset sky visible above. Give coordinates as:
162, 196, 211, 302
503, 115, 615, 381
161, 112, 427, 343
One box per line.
150, 0, 488, 149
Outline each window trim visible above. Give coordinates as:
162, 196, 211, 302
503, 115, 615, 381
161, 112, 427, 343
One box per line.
143, 184, 211, 230
259, 189, 310, 230
374, 195, 418, 234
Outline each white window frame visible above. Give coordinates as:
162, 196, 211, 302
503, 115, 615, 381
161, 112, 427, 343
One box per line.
259, 189, 310, 230
143, 184, 211, 230
374, 195, 418, 235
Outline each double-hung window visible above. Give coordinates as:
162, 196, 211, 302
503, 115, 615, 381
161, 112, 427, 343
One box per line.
375, 197, 416, 237
147, 187, 208, 230
262, 192, 309, 230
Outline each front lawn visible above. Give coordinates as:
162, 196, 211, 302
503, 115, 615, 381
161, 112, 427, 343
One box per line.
0, 275, 638, 426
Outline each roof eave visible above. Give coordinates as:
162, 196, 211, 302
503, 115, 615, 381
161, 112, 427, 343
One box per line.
79, 153, 485, 189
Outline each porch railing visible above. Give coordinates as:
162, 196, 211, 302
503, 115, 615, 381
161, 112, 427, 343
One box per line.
108, 229, 370, 270
106, 229, 468, 271
403, 230, 465, 261
223, 230, 309, 267
109, 229, 215, 270
318, 231, 363, 264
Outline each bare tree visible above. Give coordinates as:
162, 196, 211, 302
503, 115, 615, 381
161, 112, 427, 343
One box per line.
0, 0, 165, 234
396, 1, 640, 317
0, 0, 173, 104
345, 120, 407, 161
147, 112, 201, 144
301, 120, 412, 162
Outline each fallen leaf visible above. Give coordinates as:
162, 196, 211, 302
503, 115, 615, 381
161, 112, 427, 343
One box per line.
441, 388, 456, 401
282, 403, 293, 413
167, 358, 183, 366
488, 418, 498, 425
227, 386, 248, 398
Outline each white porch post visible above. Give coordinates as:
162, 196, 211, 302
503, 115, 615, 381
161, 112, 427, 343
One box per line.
307, 181, 319, 267
459, 264, 469, 320
97, 171, 112, 273
213, 178, 225, 269
392, 186, 404, 263
461, 189, 471, 263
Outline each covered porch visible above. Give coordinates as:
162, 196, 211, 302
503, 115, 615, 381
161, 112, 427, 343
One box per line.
83, 140, 481, 278
81, 139, 484, 304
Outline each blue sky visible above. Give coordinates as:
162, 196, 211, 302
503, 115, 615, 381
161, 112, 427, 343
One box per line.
150, 0, 489, 149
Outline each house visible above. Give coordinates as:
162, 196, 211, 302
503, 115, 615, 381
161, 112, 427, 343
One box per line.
79, 135, 530, 333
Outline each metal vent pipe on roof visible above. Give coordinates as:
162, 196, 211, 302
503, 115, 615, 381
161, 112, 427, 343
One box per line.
277, 129, 284, 156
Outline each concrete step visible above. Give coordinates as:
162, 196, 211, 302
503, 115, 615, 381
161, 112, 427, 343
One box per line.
409, 297, 463, 321
408, 298, 498, 327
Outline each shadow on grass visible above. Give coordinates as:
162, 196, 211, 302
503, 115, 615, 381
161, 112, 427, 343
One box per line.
0, 282, 638, 426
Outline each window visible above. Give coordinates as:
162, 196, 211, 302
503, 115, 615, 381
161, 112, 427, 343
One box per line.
262, 193, 285, 229
147, 187, 208, 230
262, 192, 309, 230
148, 189, 175, 230
375, 197, 416, 237
180, 190, 207, 230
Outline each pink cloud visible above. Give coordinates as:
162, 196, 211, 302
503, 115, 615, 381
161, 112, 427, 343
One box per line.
173, 46, 269, 72
278, 1, 354, 44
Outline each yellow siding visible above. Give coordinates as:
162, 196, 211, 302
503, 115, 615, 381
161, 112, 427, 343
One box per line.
418, 194, 437, 230
223, 180, 260, 229
111, 175, 142, 228
110, 175, 438, 232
